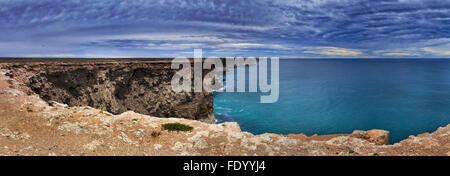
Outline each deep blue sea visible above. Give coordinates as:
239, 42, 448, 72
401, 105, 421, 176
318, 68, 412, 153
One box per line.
214, 59, 450, 143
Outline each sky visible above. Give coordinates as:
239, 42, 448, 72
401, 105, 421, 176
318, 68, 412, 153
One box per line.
0, 0, 449, 58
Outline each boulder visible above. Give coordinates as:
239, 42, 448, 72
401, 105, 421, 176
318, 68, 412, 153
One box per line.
350, 130, 369, 139
367, 129, 390, 145
351, 129, 389, 145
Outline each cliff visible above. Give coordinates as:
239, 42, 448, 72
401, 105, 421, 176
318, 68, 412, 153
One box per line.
0, 60, 448, 156
1, 59, 214, 123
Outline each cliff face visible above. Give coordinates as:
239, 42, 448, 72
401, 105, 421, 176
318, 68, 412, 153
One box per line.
1, 60, 214, 123
0, 60, 448, 156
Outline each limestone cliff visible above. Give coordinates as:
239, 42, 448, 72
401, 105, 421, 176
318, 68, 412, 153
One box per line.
0, 60, 448, 156
1, 59, 214, 123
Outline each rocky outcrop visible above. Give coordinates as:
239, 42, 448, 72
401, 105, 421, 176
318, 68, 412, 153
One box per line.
351, 129, 390, 145
0, 60, 448, 156
287, 129, 390, 146
0, 60, 214, 123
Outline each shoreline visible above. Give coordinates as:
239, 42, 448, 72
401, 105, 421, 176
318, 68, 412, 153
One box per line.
0, 73, 448, 155
0, 60, 448, 155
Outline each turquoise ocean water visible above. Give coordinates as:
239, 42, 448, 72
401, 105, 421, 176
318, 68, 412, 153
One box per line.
214, 59, 450, 143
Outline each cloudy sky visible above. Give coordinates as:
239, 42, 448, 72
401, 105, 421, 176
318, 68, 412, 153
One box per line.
0, 0, 449, 58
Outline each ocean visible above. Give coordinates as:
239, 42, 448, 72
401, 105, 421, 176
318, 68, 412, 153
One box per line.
214, 59, 450, 143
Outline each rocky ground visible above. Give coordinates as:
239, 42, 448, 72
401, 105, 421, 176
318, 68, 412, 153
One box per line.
0, 65, 449, 156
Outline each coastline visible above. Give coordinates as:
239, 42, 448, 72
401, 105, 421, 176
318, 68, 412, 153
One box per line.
0, 60, 448, 156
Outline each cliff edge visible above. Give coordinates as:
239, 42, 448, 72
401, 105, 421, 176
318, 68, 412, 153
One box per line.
0, 61, 449, 156
1, 60, 214, 123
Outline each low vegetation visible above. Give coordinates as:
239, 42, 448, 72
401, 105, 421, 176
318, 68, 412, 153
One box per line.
151, 131, 161, 137
162, 122, 193, 132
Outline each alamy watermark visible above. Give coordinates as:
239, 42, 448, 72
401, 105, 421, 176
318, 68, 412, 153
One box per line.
171, 49, 279, 103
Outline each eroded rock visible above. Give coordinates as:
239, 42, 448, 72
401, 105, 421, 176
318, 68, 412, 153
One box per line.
351, 129, 389, 145
2, 61, 214, 123
0, 62, 448, 156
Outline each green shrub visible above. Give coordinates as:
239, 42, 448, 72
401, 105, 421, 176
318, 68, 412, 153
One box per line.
162, 123, 193, 132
